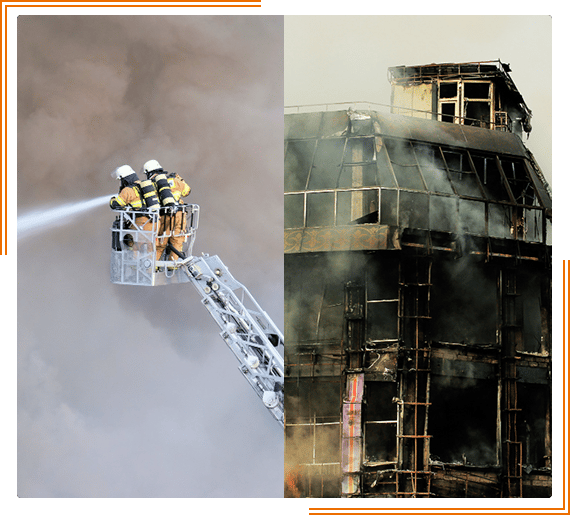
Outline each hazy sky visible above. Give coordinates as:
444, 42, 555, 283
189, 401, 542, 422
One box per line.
285, 15, 552, 185
17, 15, 283, 498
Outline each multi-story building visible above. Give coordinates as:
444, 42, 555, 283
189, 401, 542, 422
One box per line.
284, 60, 552, 498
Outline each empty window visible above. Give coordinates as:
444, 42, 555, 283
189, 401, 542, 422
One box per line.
431, 259, 497, 345
442, 150, 483, 198
306, 192, 334, 227
441, 103, 456, 124
464, 101, 491, 128
430, 374, 498, 466
464, 81, 490, 99
285, 194, 304, 229
308, 138, 346, 190
430, 195, 457, 233
384, 139, 426, 191
364, 382, 398, 464
439, 82, 458, 98
471, 154, 511, 202
285, 140, 315, 192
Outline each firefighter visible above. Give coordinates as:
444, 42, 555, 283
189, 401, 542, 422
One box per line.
142, 159, 191, 262
110, 164, 157, 250
109, 164, 143, 210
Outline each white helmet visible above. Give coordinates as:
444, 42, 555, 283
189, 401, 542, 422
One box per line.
112, 164, 136, 181
143, 159, 163, 176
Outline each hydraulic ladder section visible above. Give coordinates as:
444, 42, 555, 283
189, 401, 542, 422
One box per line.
184, 255, 284, 426
110, 206, 284, 426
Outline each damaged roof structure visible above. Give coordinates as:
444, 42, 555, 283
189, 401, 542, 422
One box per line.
284, 60, 551, 498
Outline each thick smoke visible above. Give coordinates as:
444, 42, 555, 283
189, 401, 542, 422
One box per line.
18, 15, 283, 497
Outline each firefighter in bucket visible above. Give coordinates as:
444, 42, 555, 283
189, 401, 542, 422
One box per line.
109, 164, 159, 254
142, 159, 191, 263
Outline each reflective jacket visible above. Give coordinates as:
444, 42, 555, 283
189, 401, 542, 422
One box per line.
110, 177, 143, 210
167, 174, 191, 203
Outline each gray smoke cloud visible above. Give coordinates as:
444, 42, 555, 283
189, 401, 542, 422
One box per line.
17, 15, 283, 498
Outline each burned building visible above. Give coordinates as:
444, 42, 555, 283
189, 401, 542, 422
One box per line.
284, 61, 552, 498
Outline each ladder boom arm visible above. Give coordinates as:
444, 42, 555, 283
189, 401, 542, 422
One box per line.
183, 254, 284, 426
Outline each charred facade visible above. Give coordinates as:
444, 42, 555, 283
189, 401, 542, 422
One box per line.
284, 61, 552, 498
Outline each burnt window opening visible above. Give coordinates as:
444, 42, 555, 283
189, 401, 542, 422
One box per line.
439, 82, 458, 99
488, 203, 512, 239
441, 103, 457, 124
384, 138, 426, 191
442, 150, 483, 198
285, 417, 342, 497
345, 137, 375, 164
500, 158, 535, 206
308, 138, 346, 190
429, 374, 498, 466
336, 191, 352, 226
337, 164, 379, 189
464, 81, 491, 100
318, 279, 346, 344
431, 258, 497, 345
284, 254, 336, 346
288, 469, 341, 498
471, 154, 511, 202
458, 198, 486, 236
379, 189, 398, 226
414, 143, 455, 195
518, 271, 547, 354
376, 139, 398, 188
365, 256, 399, 301
464, 101, 491, 128
350, 189, 379, 224
523, 207, 544, 243
438, 80, 493, 128
517, 383, 551, 470
364, 382, 398, 464
285, 193, 304, 229
285, 377, 342, 423
399, 191, 429, 230
430, 195, 457, 233
366, 302, 399, 342
285, 140, 315, 192
306, 192, 334, 227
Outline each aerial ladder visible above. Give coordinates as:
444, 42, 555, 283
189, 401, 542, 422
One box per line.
110, 204, 284, 426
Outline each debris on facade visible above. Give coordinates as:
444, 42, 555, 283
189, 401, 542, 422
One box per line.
284, 60, 552, 498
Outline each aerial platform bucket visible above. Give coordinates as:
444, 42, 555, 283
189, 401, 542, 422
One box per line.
110, 204, 199, 286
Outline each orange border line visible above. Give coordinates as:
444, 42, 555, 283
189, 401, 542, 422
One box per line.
562, 261, 570, 508
309, 264, 567, 512
7, 3, 260, 6
3, 0, 261, 2
0, 1, 8, 256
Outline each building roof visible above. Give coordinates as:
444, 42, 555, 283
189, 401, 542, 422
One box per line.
286, 108, 529, 157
